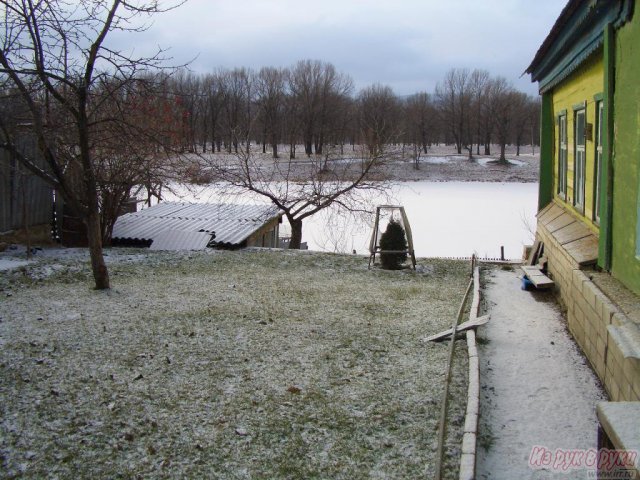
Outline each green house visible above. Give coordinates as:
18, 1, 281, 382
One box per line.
527, 0, 640, 403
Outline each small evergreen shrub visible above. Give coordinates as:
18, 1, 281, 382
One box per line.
379, 219, 408, 270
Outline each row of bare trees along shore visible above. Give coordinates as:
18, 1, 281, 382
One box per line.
160, 64, 540, 162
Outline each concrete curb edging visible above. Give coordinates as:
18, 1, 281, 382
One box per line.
459, 266, 482, 480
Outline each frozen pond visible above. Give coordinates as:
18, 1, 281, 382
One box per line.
163, 181, 538, 260
299, 182, 538, 259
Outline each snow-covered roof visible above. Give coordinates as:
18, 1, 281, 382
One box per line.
112, 202, 281, 250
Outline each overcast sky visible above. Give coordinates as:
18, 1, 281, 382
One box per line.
114, 0, 566, 96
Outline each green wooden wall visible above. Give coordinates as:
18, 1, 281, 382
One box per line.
611, 0, 640, 295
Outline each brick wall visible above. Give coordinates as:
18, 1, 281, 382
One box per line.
537, 221, 640, 402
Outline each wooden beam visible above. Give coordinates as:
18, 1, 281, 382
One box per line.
521, 266, 555, 289
423, 315, 490, 342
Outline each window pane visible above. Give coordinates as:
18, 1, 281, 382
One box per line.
558, 115, 568, 197
594, 102, 603, 222
575, 109, 586, 209
576, 110, 585, 147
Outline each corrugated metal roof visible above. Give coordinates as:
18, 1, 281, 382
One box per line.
149, 230, 212, 251
112, 202, 281, 250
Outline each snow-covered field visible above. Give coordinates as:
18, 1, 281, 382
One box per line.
0, 248, 470, 478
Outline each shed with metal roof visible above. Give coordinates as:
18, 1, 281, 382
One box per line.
112, 202, 282, 250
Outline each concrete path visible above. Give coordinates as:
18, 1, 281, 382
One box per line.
476, 267, 607, 480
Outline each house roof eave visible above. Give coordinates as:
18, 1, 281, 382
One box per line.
526, 0, 634, 91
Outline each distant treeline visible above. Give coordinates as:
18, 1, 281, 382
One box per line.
149, 60, 540, 161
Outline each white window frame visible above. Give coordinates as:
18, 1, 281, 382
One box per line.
558, 114, 568, 199
574, 107, 586, 213
594, 100, 603, 223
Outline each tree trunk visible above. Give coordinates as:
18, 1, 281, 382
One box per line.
78, 89, 110, 290
499, 143, 506, 162
262, 126, 267, 154
289, 218, 303, 249
210, 119, 217, 152
20, 173, 32, 260
272, 143, 278, 159
86, 208, 110, 289
202, 115, 208, 152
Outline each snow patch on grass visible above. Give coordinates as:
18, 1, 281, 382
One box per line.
0, 249, 469, 478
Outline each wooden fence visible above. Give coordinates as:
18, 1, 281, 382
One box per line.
0, 137, 53, 234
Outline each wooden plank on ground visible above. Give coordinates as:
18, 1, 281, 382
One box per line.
521, 266, 555, 289
526, 240, 541, 266
423, 315, 490, 342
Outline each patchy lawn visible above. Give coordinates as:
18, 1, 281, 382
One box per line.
0, 248, 470, 479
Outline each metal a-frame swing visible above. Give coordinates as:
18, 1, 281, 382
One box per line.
368, 205, 416, 269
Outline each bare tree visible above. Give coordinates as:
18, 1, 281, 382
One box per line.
0, 0, 183, 289
357, 84, 400, 157
219, 68, 255, 154
435, 68, 472, 156
202, 71, 225, 153
93, 76, 181, 241
404, 92, 437, 169
202, 83, 395, 250
206, 146, 390, 249
172, 71, 203, 153
468, 69, 490, 157
255, 67, 287, 159
512, 93, 539, 156
288, 60, 353, 157
487, 77, 517, 163
529, 97, 541, 154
